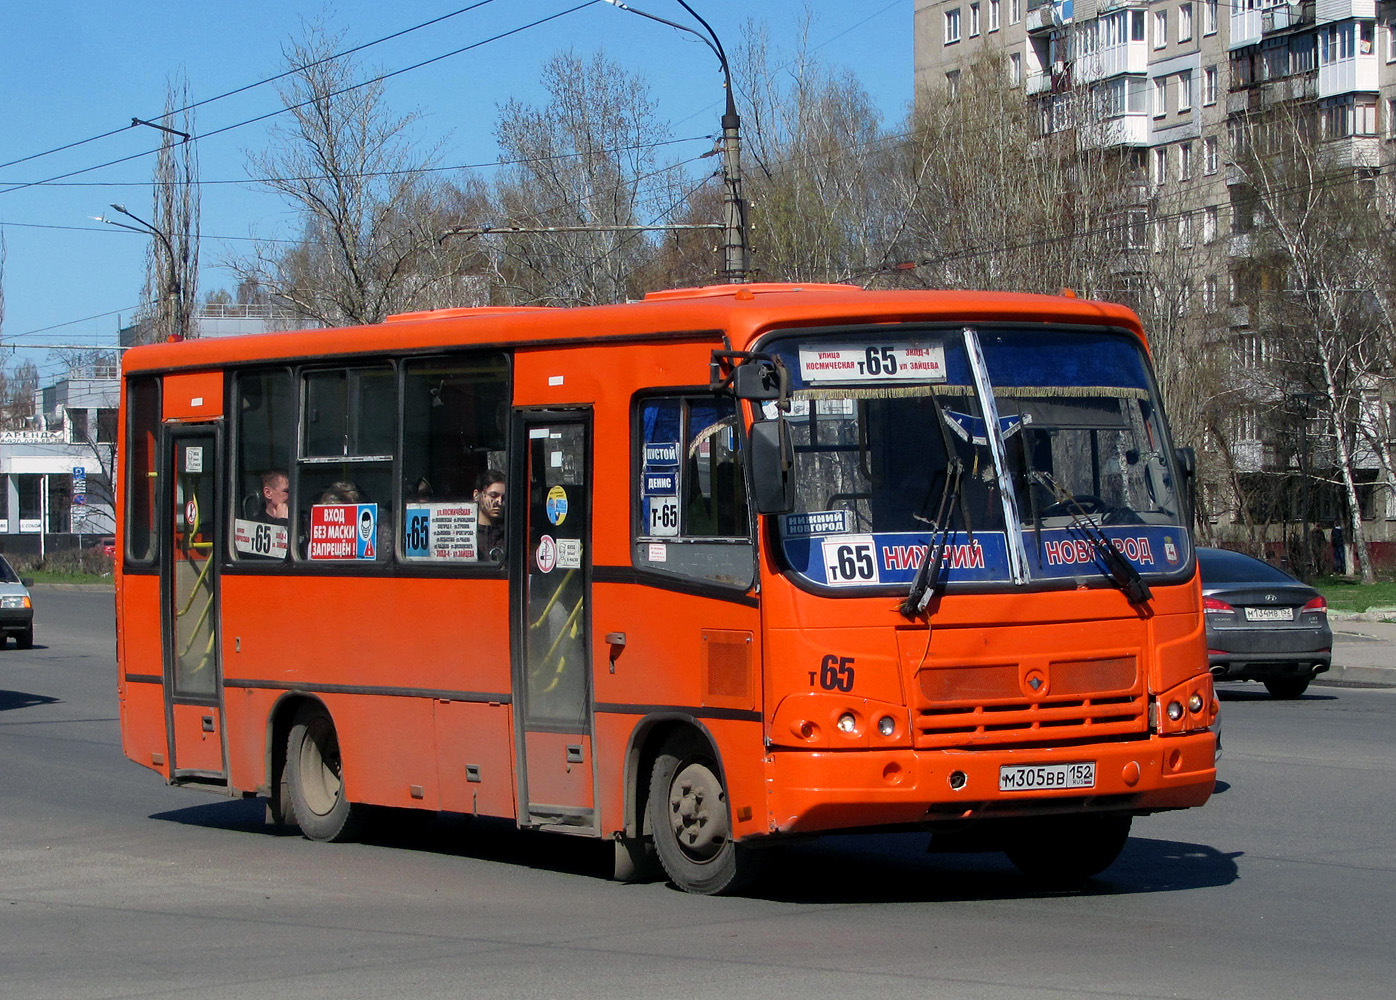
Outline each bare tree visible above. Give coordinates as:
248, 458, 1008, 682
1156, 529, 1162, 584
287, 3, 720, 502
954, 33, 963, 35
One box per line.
140, 77, 201, 342
735, 20, 899, 284
1228, 99, 1390, 581
234, 22, 474, 325
486, 50, 685, 306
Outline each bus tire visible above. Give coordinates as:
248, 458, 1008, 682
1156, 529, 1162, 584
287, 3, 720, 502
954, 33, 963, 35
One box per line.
1004, 813, 1132, 886
648, 731, 754, 895
285, 705, 360, 843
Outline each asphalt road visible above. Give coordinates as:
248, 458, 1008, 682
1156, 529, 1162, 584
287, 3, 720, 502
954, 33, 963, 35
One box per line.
2, 588, 1394, 1000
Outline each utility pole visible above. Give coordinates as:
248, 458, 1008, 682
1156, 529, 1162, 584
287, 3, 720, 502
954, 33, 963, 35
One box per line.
602, 1, 750, 282
95, 204, 186, 341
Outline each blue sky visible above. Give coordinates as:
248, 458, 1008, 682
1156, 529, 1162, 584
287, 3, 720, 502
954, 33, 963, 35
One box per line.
0, 1, 909, 383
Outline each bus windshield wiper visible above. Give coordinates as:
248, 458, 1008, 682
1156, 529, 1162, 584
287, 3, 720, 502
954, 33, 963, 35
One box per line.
901, 457, 963, 619
1031, 470, 1153, 606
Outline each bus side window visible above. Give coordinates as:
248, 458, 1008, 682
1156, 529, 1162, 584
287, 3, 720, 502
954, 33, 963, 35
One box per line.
231, 370, 294, 562
400, 353, 510, 564
634, 395, 753, 589
297, 365, 396, 565
124, 377, 161, 564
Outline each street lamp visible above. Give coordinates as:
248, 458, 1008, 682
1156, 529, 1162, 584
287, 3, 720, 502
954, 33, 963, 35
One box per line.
602, 0, 750, 282
95, 203, 185, 341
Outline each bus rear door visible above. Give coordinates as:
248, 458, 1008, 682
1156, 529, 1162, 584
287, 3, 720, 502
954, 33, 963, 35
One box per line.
511, 410, 596, 832
161, 426, 227, 783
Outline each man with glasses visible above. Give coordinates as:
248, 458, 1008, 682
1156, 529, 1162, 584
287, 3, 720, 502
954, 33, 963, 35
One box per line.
474, 469, 506, 561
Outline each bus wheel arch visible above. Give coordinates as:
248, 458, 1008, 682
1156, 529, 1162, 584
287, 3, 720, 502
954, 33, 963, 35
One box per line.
265, 693, 322, 829
642, 723, 756, 895
283, 700, 362, 843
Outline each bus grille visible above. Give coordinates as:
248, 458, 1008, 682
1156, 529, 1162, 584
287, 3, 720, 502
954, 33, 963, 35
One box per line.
913, 656, 1148, 749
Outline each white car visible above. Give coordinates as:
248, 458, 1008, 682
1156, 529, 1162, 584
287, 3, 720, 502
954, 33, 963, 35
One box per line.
0, 555, 35, 649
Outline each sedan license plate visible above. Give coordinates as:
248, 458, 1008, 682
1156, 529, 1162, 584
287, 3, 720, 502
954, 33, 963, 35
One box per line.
1245, 606, 1293, 622
999, 761, 1096, 792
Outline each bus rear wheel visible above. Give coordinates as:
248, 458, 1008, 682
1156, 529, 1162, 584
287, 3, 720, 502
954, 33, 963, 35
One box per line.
286, 705, 360, 843
648, 732, 754, 895
1004, 813, 1132, 886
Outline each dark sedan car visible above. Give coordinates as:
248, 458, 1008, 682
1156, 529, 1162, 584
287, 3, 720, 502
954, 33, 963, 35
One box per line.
1198, 547, 1331, 698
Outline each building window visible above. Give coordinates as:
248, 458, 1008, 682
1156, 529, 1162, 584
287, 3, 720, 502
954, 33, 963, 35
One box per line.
1010, 0, 1021, 25
1204, 205, 1218, 242
96, 408, 118, 443
1387, 20, 1396, 62
1203, 65, 1217, 105
1204, 136, 1219, 174
1179, 3, 1193, 42
1204, 0, 1218, 36
1322, 96, 1379, 138
945, 8, 962, 44
947, 69, 961, 99
68, 408, 89, 443
1177, 70, 1192, 112
1204, 275, 1219, 309
1390, 98, 1396, 138
1179, 212, 1194, 247
1009, 51, 1022, 86
1127, 210, 1149, 249
1179, 141, 1193, 179
989, 0, 1000, 32
1154, 11, 1168, 49
1154, 146, 1168, 184
970, 3, 981, 37
1154, 77, 1167, 117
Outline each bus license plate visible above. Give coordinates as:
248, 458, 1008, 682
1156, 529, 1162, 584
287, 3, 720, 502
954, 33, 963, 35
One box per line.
999, 761, 1096, 792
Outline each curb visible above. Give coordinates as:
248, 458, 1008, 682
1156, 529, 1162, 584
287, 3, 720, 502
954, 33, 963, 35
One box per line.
30, 582, 115, 593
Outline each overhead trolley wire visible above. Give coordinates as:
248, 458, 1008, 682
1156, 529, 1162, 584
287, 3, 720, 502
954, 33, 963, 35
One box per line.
0, 1, 602, 197
0, 1, 506, 174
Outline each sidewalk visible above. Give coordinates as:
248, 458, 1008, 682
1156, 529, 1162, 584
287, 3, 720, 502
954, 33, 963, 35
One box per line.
1323, 612, 1396, 687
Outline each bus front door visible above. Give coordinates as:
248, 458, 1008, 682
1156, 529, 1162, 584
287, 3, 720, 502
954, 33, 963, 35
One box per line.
161, 428, 227, 783
511, 411, 596, 832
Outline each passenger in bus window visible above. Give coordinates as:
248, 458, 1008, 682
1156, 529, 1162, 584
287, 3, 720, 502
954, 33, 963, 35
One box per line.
318, 481, 362, 505
474, 469, 506, 561
256, 470, 290, 526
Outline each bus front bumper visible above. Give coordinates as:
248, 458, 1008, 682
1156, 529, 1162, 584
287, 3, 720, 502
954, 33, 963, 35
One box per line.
761, 731, 1216, 836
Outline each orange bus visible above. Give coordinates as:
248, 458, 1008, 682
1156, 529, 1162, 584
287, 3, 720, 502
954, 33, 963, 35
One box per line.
116, 283, 1217, 894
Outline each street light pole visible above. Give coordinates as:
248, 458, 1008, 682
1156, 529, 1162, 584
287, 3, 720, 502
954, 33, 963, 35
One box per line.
97, 203, 186, 342
602, 0, 749, 282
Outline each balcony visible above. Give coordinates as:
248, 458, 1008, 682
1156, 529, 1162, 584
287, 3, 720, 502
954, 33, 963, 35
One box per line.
1075, 41, 1149, 84
1079, 113, 1151, 148
1026, 3, 1059, 33
1026, 70, 1053, 95
1319, 52, 1380, 98
1228, 305, 1252, 328
1229, 232, 1254, 257
1314, 0, 1375, 25
1320, 135, 1382, 168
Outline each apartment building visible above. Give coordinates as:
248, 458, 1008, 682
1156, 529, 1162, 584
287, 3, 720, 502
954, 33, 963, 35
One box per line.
914, 0, 1396, 564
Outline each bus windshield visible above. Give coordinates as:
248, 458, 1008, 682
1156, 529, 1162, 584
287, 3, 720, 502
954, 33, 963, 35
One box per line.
762, 325, 1191, 593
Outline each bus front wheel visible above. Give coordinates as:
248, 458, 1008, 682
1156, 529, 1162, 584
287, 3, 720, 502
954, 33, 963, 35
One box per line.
286, 705, 360, 843
1004, 813, 1132, 886
648, 732, 754, 895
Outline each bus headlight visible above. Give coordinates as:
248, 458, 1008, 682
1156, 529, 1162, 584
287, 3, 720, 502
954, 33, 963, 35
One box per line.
1167, 701, 1185, 722
877, 715, 896, 737
836, 713, 857, 734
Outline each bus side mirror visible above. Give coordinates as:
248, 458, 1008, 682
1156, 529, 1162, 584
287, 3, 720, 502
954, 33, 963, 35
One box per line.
732, 360, 784, 401
1175, 446, 1197, 529
749, 420, 795, 515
